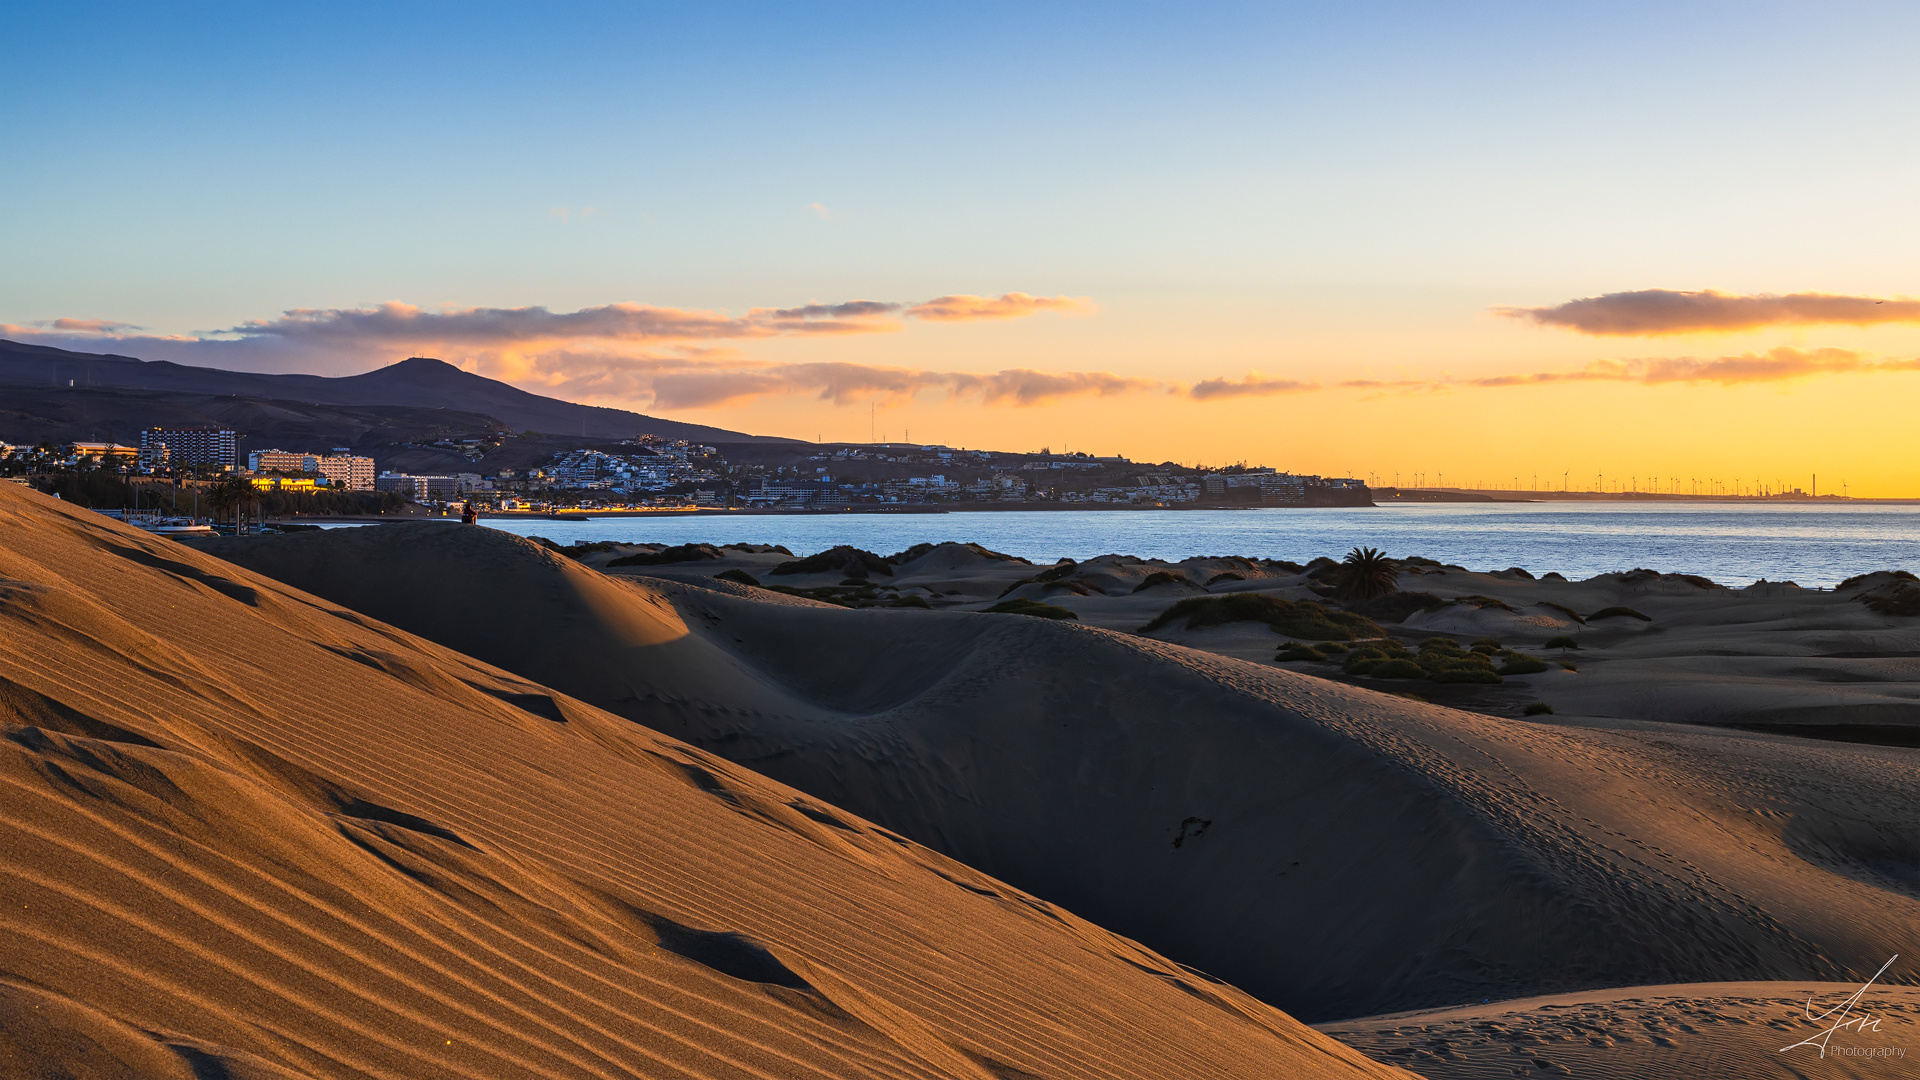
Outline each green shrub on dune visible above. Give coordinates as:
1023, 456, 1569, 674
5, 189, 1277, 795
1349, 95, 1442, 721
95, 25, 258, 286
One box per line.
607, 543, 723, 567
1588, 606, 1651, 622
1275, 643, 1326, 662
985, 598, 1079, 620
714, 568, 760, 587
1524, 702, 1556, 716
770, 546, 894, 578
1860, 584, 1920, 617
1347, 590, 1446, 623
1542, 635, 1580, 650
1430, 666, 1502, 684
1369, 658, 1426, 679
1140, 594, 1384, 640
1499, 654, 1552, 675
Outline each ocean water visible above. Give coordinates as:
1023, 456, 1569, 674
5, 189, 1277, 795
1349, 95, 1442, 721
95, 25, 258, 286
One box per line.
472, 503, 1920, 588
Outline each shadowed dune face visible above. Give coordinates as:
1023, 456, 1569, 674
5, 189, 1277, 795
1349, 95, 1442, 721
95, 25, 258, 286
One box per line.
0, 488, 1407, 1080
200, 524, 1920, 1025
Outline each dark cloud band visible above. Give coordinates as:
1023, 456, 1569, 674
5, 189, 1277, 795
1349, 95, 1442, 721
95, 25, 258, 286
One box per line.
1498, 289, 1920, 336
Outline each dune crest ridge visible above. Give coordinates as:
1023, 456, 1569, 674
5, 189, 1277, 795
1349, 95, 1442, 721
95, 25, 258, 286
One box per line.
0, 486, 1406, 1079
199, 523, 1920, 1027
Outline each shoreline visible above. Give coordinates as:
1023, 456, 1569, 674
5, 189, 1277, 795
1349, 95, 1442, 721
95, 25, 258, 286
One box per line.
267, 495, 1920, 526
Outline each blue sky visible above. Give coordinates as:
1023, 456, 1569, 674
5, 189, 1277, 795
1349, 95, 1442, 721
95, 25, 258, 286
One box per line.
8, 2, 1920, 490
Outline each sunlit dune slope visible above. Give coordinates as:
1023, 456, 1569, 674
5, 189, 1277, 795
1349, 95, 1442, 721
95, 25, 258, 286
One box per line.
202, 523, 1920, 1024
0, 487, 1408, 1080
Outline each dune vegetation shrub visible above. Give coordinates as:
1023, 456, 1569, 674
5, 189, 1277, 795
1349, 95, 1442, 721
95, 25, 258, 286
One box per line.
1336, 547, 1400, 601
890, 595, 932, 609
1588, 606, 1651, 622
887, 542, 1027, 565
1369, 658, 1426, 679
1141, 594, 1384, 640
985, 597, 1079, 620
1132, 571, 1193, 593
1346, 590, 1446, 623
1499, 654, 1552, 675
1542, 572, 1567, 581
1523, 702, 1555, 716
1430, 666, 1502, 684
1558, 661, 1578, 671
1860, 584, 1920, 617
1453, 595, 1517, 612
1315, 640, 1349, 653
1838, 570, 1919, 592
1275, 643, 1325, 662
1537, 601, 1585, 624
1206, 572, 1246, 586
714, 568, 760, 587
1343, 642, 1411, 674
607, 543, 724, 567
770, 546, 894, 578
1470, 637, 1503, 649
1415, 639, 1503, 682
1542, 635, 1580, 650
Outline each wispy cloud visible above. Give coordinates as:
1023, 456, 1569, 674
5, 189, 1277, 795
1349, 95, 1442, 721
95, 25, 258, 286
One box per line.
1187, 374, 1320, 400
645, 361, 1162, 410
905, 293, 1094, 322
228, 300, 901, 346
44, 317, 145, 333
1498, 289, 1920, 336
1188, 347, 1920, 403
1469, 347, 1920, 386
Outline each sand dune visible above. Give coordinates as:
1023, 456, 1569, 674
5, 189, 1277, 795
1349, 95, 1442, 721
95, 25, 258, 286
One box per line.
200, 524, 1920, 1038
0, 487, 1406, 1080
1323, 981, 1920, 1079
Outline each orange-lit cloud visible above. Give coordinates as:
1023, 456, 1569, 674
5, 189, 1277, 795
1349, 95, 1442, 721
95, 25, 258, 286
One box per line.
1187, 374, 1320, 400
643, 360, 1161, 409
905, 293, 1094, 321
1498, 289, 1920, 336
47, 317, 145, 333
1468, 347, 1915, 386
1189, 348, 1920, 401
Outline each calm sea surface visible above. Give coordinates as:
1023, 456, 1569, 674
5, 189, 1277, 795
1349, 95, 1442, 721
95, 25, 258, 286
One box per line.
469, 503, 1920, 588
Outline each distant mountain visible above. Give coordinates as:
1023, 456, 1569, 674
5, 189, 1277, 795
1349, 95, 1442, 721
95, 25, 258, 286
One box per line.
0, 387, 508, 456
0, 339, 789, 444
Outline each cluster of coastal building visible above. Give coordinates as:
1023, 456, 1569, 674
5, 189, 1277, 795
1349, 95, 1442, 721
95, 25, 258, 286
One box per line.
1, 425, 1371, 511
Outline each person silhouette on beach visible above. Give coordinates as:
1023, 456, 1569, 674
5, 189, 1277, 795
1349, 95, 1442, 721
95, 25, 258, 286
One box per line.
461, 500, 477, 525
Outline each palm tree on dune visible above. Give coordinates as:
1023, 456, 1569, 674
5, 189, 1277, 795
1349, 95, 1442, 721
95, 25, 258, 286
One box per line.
1337, 546, 1398, 601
